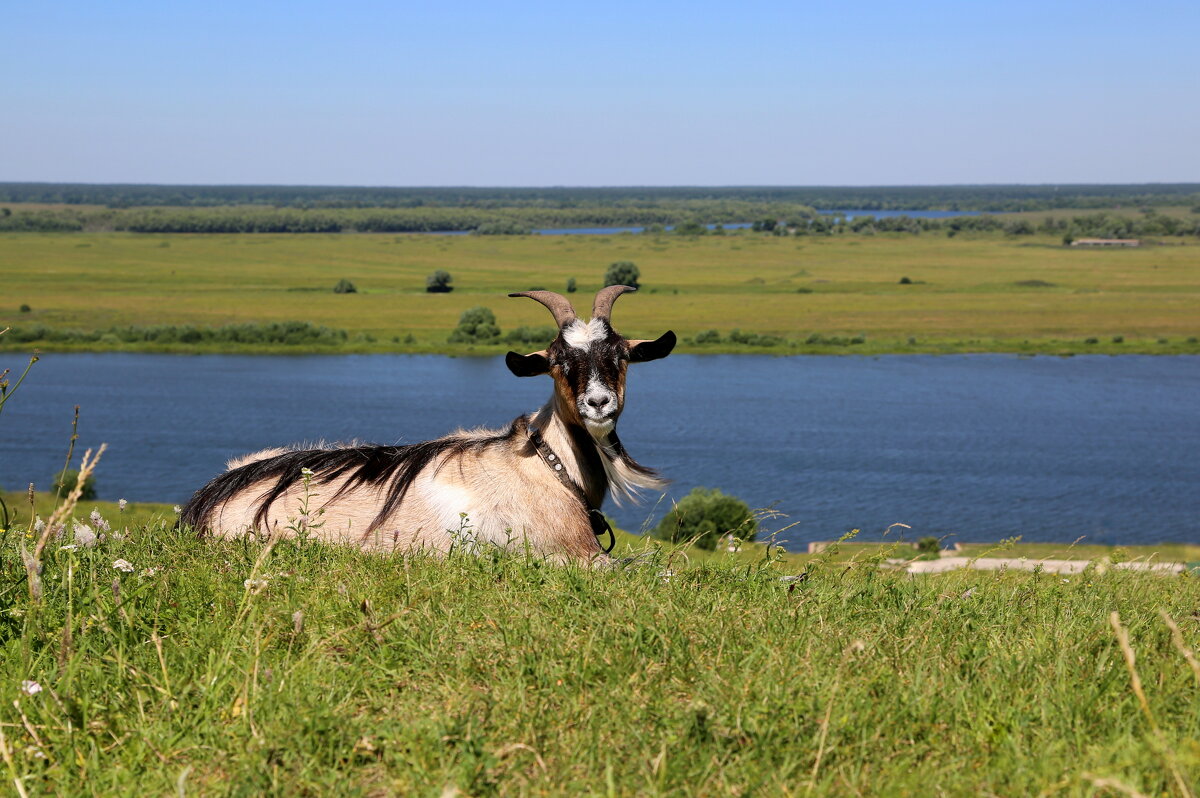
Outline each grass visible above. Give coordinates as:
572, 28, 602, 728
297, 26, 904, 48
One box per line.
2, 511, 1199, 795
3, 231, 1199, 355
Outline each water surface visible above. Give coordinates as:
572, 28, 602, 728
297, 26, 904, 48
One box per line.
2, 353, 1195, 548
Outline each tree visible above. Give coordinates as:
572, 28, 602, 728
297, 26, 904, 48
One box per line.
603, 261, 640, 289
426, 270, 453, 293
333, 279, 357, 294
448, 306, 500, 343
565, 277, 577, 293
654, 487, 757, 550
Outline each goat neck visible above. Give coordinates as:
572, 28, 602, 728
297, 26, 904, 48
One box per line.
530, 400, 609, 509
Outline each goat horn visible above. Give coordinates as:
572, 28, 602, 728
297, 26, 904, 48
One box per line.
508, 290, 577, 328
592, 285, 637, 321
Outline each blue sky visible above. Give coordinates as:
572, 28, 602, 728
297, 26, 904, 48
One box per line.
4, 0, 1198, 185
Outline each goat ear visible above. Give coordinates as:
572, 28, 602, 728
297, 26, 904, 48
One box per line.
628, 331, 676, 363
505, 350, 551, 377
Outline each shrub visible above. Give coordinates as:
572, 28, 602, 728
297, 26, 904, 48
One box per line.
472, 221, 531, 235
448, 306, 500, 344
691, 329, 721, 345
1112, 335, 1124, 344
1084, 337, 1099, 344
566, 277, 577, 294
727, 329, 784, 347
503, 325, 557, 346
917, 537, 940, 554
673, 221, 706, 236
603, 261, 640, 289
655, 487, 757, 551
19, 304, 31, 313
333, 279, 357, 294
426, 270, 453, 293
898, 276, 913, 285
53, 468, 97, 501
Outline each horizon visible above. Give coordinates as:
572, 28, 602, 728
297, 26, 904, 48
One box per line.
6, 180, 1200, 190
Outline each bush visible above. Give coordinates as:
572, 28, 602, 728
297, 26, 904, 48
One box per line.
691, 329, 721, 345
19, 304, 31, 313
333, 279, 357, 294
898, 276, 913, 285
654, 487, 757, 551
473, 221, 531, 235
426, 270, 453, 293
603, 261, 640, 289
448, 306, 501, 344
503, 325, 557, 346
566, 277, 577, 294
917, 537, 940, 554
53, 468, 97, 500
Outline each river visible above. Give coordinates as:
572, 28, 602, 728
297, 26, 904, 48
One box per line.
1, 353, 1195, 548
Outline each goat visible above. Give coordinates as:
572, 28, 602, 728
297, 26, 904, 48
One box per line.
179, 285, 675, 564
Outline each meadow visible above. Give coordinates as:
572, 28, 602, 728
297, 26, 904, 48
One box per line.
2, 509, 1200, 796
3, 230, 1199, 355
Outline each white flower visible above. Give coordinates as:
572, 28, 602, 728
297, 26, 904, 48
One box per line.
141, 567, 160, 577
118, 499, 128, 512
58, 544, 79, 552
112, 559, 134, 573
244, 578, 269, 594
20, 680, 42, 696
72, 523, 97, 548
33, 519, 45, 535
659, 569, 675, 583
89, 509, 111, 533
300, 467, 314, 477
173, 505, 182, 515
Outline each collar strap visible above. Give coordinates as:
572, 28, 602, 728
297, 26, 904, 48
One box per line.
528, 426, 615, 554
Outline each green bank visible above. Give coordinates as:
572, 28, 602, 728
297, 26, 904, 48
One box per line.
2, 512, 1199, 795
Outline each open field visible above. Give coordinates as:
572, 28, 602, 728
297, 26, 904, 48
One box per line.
3, 231, 1199, 355
2, 513, 1200, 795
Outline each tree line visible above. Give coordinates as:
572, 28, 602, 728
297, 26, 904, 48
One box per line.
2, 182, 1198, 212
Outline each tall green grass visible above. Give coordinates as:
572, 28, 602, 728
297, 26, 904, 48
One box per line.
2, 517, 1198, 795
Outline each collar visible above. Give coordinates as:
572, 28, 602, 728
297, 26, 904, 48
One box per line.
527, 425, 615, 554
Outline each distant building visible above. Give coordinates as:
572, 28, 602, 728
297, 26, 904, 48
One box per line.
1071, 238, 1140, 247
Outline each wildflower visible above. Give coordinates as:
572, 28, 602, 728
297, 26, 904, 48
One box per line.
72, 522, 98, 548
659, 569, 675, 583
59, 544, 79, 552
20, 680, 42, 696
118, 498, 128, 512
89, 508, 111, 533
141, 567, 160, 577
300, 467, 314, 477
244, 578, 269, 594
960, 588, 976, 599
112, 559, 134, 573
33, 518, 45, 536
173, 505, 182, 515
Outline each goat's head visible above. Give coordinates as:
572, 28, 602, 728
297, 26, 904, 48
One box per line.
505, 286, 675, 437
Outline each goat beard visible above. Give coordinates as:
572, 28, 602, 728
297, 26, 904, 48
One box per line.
583, 418, 616, 439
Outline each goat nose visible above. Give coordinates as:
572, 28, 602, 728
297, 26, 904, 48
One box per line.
587, 395, 610, 409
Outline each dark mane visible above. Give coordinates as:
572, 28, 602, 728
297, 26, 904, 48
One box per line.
180, 418, 525, 535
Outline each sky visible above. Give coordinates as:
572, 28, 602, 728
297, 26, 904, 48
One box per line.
3, 0, 1199, 186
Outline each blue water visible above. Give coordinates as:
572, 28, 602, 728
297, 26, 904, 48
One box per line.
819, 209, 979, 221
2, 353, 1196, 548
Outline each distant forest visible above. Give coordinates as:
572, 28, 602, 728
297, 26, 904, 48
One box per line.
3, 182, 1199, 211
2, 183, 1198, 237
